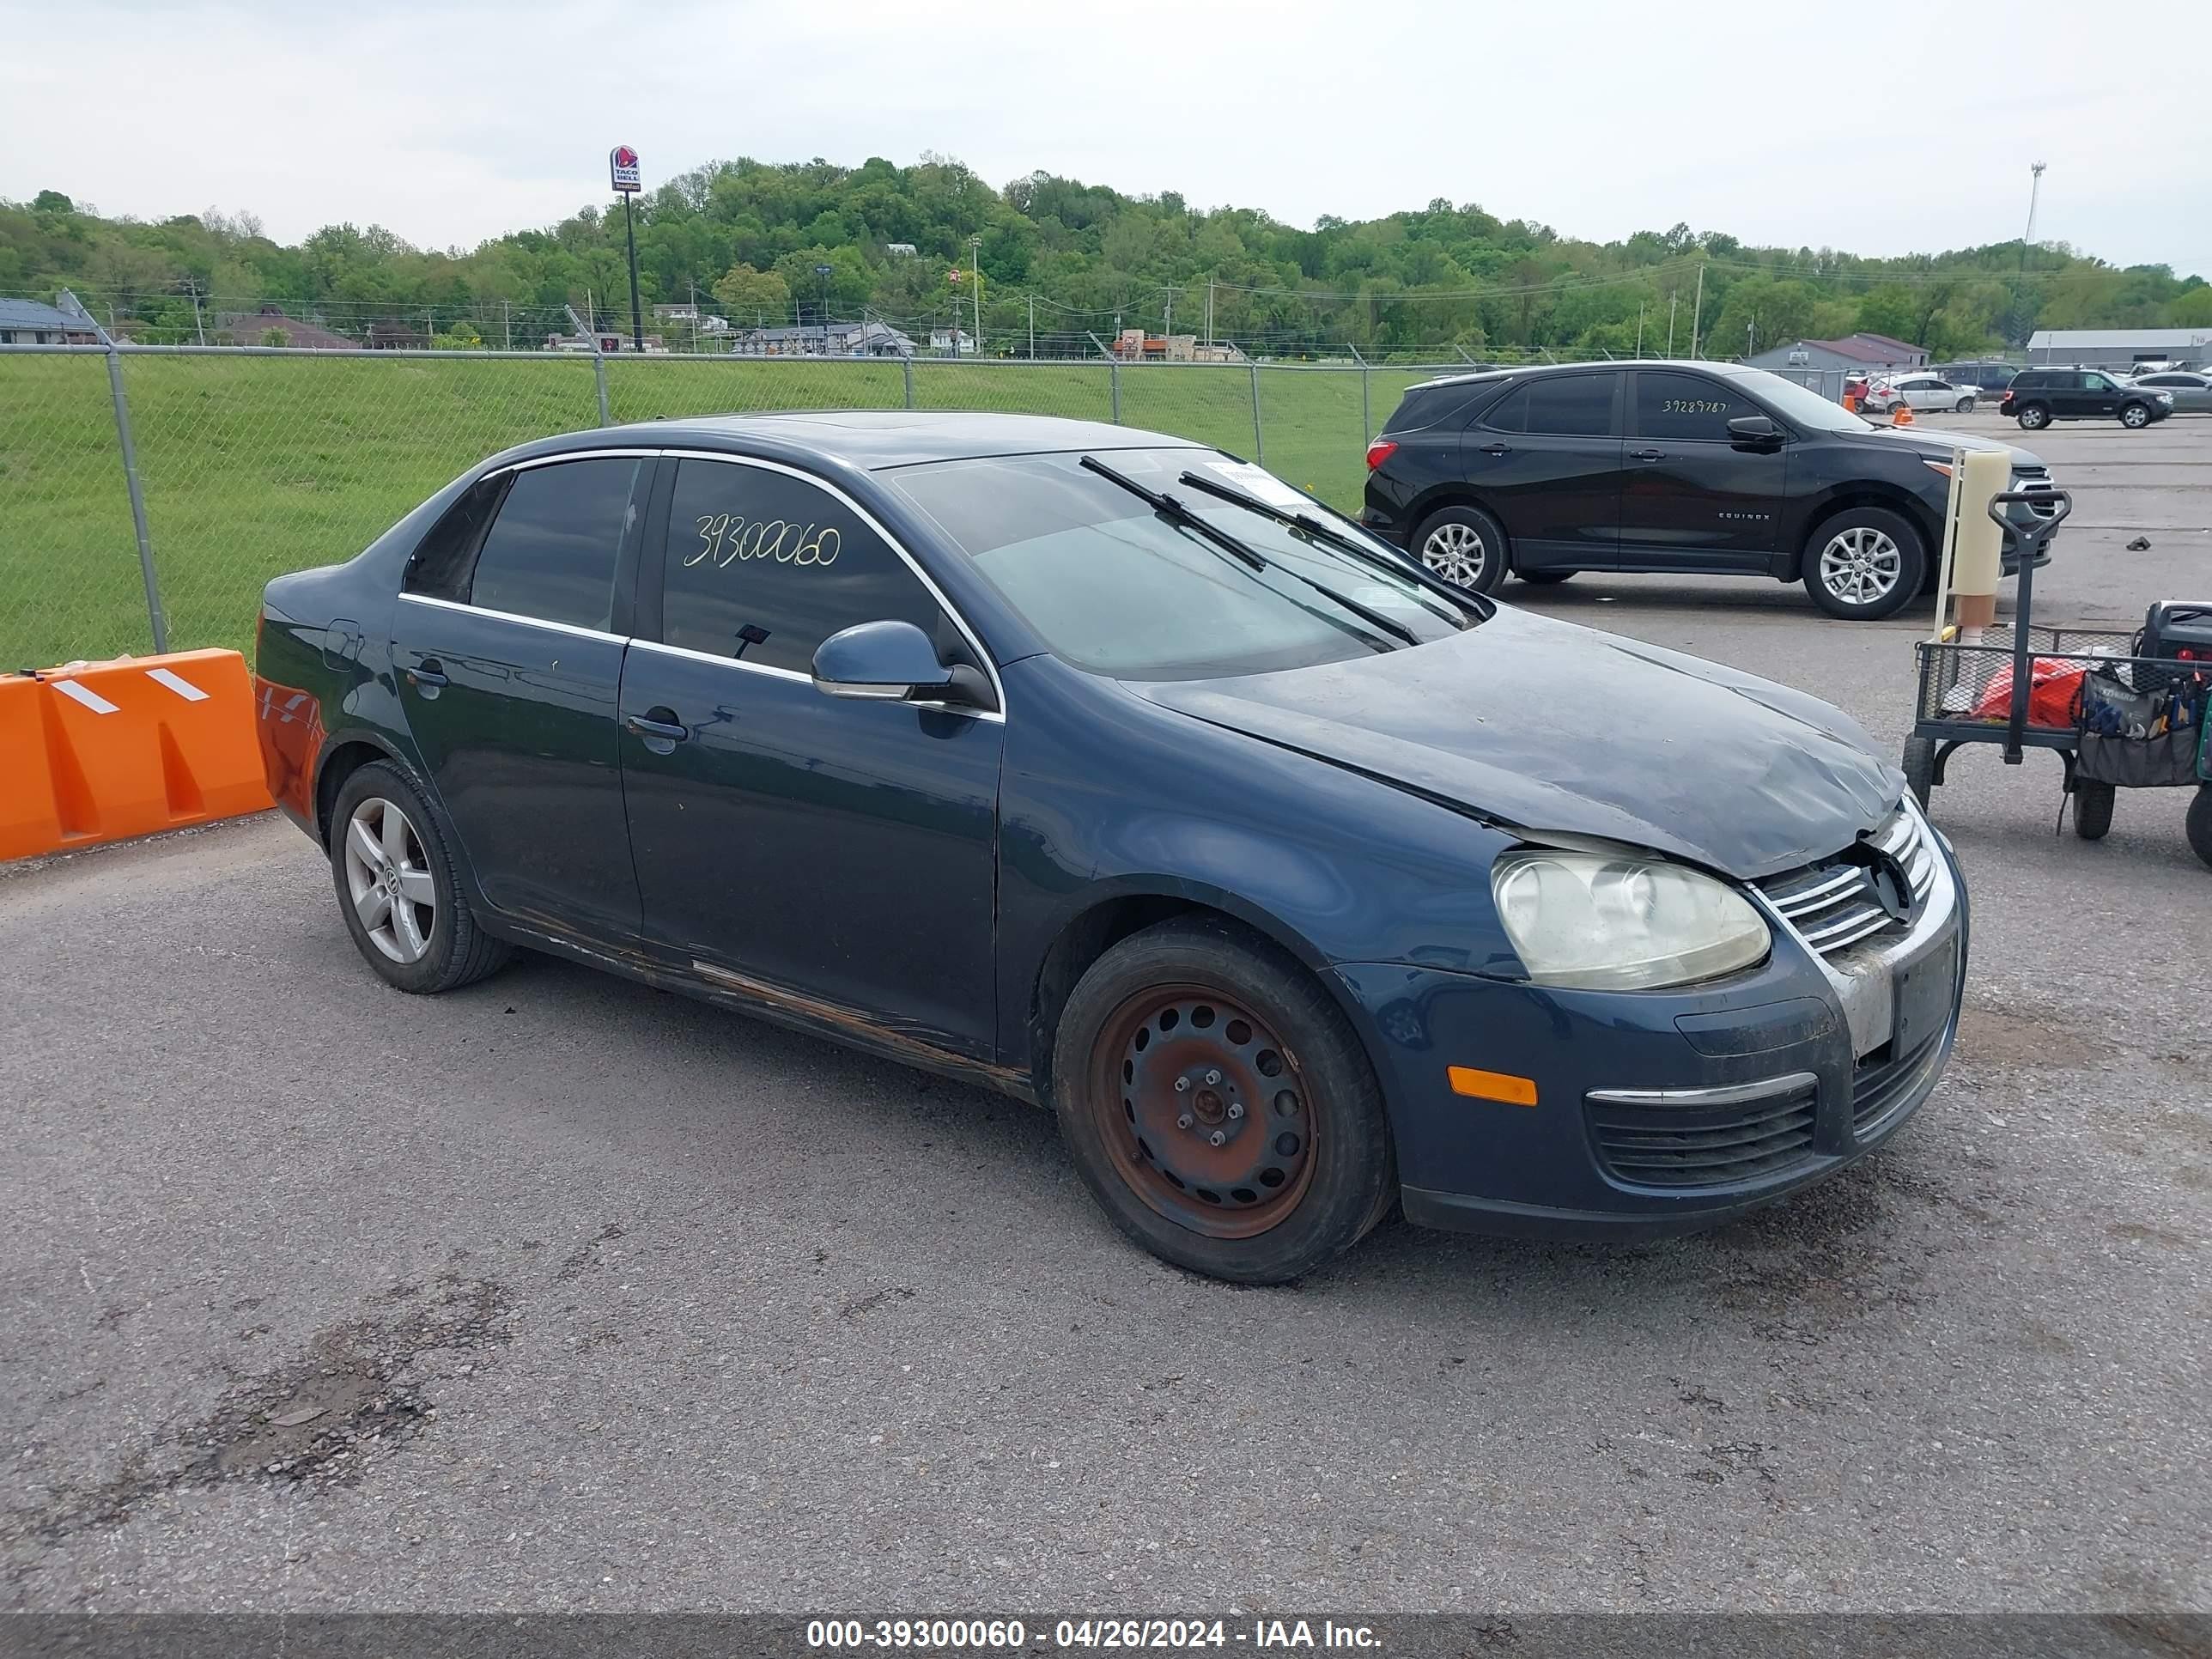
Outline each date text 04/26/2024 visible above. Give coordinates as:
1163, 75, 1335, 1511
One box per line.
805, 1620, 1382, 1650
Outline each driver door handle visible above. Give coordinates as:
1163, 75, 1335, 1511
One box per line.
1630, 448, 1664, 462
626, 708, 689, 743
407, 657, 448, 688
1478, 442, 1512, 456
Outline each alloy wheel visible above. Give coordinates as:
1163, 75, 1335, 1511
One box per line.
343, 796, 436, 963
2122, 404, 2149, 428
1420, 522, 1488, 589
1817, 526, 1902, 609
1087, 983, 1317, 1240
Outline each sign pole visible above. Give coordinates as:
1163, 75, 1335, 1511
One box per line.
608, 145, 645, 353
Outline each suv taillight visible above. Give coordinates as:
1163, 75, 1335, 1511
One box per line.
1365, 439, 1398, 471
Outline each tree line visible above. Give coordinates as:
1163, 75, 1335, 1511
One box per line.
5, 155, 2207, 358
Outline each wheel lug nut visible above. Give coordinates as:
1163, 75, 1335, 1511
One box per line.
1228, 1103, 1243, 1119
1174, 1077, 1189, 1093
1176, 1114, 1192, 1130
1208, 1130, 1226, 1147
1205, 1070, 1222, 1085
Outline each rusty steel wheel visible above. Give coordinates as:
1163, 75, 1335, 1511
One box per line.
1088, 983, 1317, 1239
1051, 917, 1395, 1284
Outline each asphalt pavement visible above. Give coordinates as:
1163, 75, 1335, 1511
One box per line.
3, 411, 2209, 1616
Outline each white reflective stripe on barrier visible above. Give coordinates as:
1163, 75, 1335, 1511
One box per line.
52, 681, 119, 714
145, 666, 210, 702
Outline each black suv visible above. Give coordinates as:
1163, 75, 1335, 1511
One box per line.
2000, 367, 2172, 430
1360, 361, 2058, 621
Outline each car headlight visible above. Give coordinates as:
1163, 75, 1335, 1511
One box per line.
1491, 850, 1770, 991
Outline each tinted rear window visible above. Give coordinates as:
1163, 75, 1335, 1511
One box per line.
469, 458, 641, 631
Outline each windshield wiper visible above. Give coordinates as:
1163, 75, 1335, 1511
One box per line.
1176, 469, 1481, 620
1079, 455, 1421, 648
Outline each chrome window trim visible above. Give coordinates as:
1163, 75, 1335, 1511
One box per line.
397, 590, 624, 646
653, 447, 1009, 721
628, 637, 811, 685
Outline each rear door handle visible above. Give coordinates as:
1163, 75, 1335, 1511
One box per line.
1630, 448, 1664, 462
407, 657, 448, 687
626, 708, 689, 743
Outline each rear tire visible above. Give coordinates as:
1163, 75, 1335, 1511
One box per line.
1050, 916, 1395, 1285
2186, 787, 2212, 871
2017, 404, 2051, 429
1902, 736, 1936, 809
329, 761, 513, 994
1516, 568, 1575, 586
1802, 506, 1926, 622
1955, 397, 1976, 413
1411, 504, 1509, 596
2072, 779, 2115, 841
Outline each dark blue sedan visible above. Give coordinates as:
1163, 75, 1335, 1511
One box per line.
255, 413, 1966, 1283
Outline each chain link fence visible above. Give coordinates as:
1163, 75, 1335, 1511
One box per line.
2, 345, 1486, 669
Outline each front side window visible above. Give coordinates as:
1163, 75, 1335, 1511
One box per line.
659, 460, 949, 676
468, 458, 641, 630
1634, 371, 1756, 441
887, 447, 1468, 680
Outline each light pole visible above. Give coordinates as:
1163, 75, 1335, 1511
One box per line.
967, 234, 982, 354
813, 263, 833, 353
2014, 161, 2047, 344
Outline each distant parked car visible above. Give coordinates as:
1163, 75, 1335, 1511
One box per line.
1360, 360, 2058, 622
2001, 368, 2174, 429
1864, 374, 1978, 415
2127, 371, 2212, 412
1933, 361, 2018, 393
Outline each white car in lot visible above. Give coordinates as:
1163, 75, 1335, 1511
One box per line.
1863, 374, 1979, 415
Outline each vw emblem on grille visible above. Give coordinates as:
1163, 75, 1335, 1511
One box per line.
1864, 849, 1912, 922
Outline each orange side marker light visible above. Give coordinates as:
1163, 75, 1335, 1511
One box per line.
1447, 1066, 1539, 1107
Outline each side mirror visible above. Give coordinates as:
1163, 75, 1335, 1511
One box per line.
1727, 414, 1784, 449
811, 619, 994, 711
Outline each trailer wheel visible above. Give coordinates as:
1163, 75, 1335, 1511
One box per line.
2073, 779, 2115, 842
1901, 736, 1936, 809
2187, 787, 2212, 871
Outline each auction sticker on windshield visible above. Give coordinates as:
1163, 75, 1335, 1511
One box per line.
1206, 460, 1306, 508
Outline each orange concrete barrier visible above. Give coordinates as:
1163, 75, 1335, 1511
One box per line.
3, 649, 273, 861
0, 674, 64, 860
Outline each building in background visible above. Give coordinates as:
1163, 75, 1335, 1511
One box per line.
2027, 328, 2212, 370
731, 319, 915, 356
213, 304, 353, 349
0, 298, 101, 344
1744, 332, 1929, 377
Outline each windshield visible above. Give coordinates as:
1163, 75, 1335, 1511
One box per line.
1731, 368, 1875, 433
886, 448, 1468, 678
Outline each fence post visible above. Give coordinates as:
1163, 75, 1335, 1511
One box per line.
104, 347, 168, 654
902, 355, 915, 410
592, 351, 611, 426
1361, 365, 1372, 445
1110, 360, 1121, 424
1249, 364, 1264, 465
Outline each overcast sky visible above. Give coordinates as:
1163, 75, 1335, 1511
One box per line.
6, 1, 2209, 278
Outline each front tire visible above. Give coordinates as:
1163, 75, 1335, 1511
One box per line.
2017, 403, 2051, 429
1050, 917, 1395, 1284
330, 761, 513, 994
2120, 401, 2152, 429
1411, 504, 1509, 596
1955, 397, 1976, 413
1803, 507, 1926, 622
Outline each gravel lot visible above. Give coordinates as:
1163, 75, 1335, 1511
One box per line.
3, 411, 2209, 1617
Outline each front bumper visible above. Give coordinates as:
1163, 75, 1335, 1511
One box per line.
1336, 817, 1968, 1239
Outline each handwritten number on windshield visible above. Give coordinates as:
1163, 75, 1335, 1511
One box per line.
688, 513, 842, 568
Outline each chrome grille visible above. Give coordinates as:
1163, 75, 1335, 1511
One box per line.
1755, 806, 1934, 960
2014, 468, 2058, 517
1586, 1075, 1820, 1189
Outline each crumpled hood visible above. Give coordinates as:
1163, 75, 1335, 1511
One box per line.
1130, 607, 1900, 881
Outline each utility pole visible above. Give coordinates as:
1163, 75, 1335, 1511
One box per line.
1164, 286, 1174, 343
968, 234, 982, 354
1635, 301, 1644, 358
1689, 262, 1705, 359
1747, 319, 1755, 359
2014, 160, 2047, 344
1667, 292, 1678, 356
1206, 278, 1214, 349
501, 299, 511, 351
1028, 295, 1035, 361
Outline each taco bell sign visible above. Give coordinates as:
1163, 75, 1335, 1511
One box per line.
610, 145, 641, 194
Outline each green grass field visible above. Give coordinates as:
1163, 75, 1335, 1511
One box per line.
0, 353, 1440, 668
